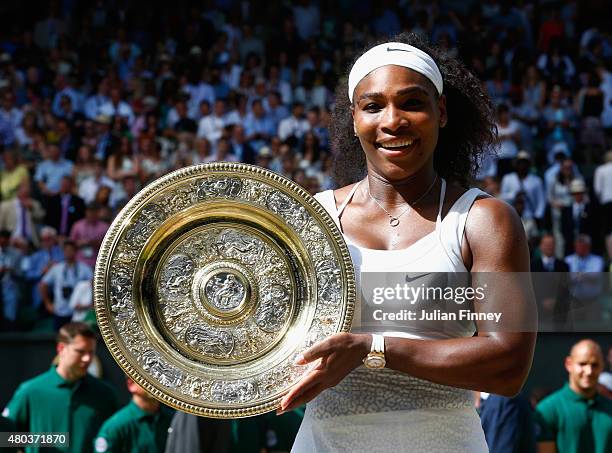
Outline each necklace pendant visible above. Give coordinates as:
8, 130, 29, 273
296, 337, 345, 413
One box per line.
389, 217, 400, 227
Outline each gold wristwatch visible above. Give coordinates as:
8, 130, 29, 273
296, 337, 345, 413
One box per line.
363, 334, 386, 369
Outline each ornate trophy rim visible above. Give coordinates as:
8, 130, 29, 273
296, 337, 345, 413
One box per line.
94, 163, 355, 418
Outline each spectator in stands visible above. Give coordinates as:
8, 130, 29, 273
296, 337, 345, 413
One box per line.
197, 98, 226, 143
230, 124, 256, 164
84, 78, 110, 120
530, 234, 570, 329
256, 146, 273, 169
565, 234, 605, 329
501, 151, 546, 226
171, 98, 197, 135
537, 38, 576, 86
190, 137, 212, 165
0, 181, 45, 247
541, 85, 577, 163
243, 98, 275, 151
205, 138, 237, 163
494, 104, 521, 178
68, 278, 93, 322
34, 142, 74, 198
94, 114, 114, 161
72, 145, 97, 186
594, 151, 612, 257
94, 377, 173, 453
99, 87, 134, 126
14, 110, 41, 149
109, 175, 139, 214
2, 322, 118, 451
23, 226, 63, 309
69, 202, 109, 268
576, 70, 606, 163
139, 140, 170, 184
0, 90, 24, 131
560, 179, 595, 255
106, 136, 139, 182
79, 158, 115, 205
40, 240, 93, 330
0, 150, 30, 202
278, 102, 310, 143
264, 91, 289, 132
535, 339, 612, 453
43, 175, 86, 239
547, 158, 580, 256
0, 232, 24, 327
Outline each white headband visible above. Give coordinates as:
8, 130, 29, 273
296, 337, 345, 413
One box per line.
348, 42, 443, 102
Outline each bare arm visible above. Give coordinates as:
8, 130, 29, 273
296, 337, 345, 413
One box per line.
382, 198, 536, 394
280, 198, 537, 411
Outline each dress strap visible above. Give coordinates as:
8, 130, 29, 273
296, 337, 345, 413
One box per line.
337, 180, 362, 217
435, 178, 447, 230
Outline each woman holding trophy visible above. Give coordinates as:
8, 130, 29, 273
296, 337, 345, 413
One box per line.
282, 33, 536, 452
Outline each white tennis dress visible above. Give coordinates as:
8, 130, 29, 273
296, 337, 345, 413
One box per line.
291, 179, 489, 452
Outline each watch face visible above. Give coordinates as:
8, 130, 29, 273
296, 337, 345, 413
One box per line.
365, 356, 385, 369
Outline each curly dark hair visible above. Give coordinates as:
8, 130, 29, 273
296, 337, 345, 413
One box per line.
331, 32, 497, 187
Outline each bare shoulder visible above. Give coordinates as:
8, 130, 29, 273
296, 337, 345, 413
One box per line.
465, 195, 530, 272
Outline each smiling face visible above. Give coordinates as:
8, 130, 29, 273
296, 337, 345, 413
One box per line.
565, 341, 603, 397
351, 65, 446, 181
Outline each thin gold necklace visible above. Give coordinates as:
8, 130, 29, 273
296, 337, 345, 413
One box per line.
367, 174, 438, 227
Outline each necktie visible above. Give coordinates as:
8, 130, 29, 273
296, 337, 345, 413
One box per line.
60, 196, 70, 235
20, 202, 30, 240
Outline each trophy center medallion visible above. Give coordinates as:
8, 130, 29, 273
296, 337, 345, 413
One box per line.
202, 270, 247, 313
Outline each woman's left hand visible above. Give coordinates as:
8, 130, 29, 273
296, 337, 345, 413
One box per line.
278, 332, 370, 414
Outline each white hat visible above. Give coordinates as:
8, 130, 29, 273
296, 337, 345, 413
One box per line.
95, 114, 111, 125
258, 146, 272, 158
516, 150, 532, 161
569, 179, 587, 194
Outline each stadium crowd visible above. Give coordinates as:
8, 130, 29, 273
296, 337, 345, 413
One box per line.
0, 1, 611, 452
0, 0, 611, 332
0, 0, 612, 330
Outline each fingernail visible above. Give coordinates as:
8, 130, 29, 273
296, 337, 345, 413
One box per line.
276, 409, 285, 415
294, 354, 305, 365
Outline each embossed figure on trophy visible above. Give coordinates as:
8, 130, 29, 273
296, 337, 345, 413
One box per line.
141, 350, 183, 388
195, 177, 243, 199
125, 221, 149, 246
110, 267, 133, 313
255, 284, 290, 332
205, 273, 246, 310
161, 254, 196, 299
215, 230, 265, 264
266, 192, 310, 229
212, 380, 258, 403
184, 326, 235, 358
316, 259, 341, 305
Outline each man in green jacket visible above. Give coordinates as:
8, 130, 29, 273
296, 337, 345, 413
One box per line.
535, 339, 612, 453
3, 322, 118, 453
94, 377, 174, 452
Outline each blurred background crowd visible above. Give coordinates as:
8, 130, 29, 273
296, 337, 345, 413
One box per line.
0, 1, 611, 452
0, 0, 611, 332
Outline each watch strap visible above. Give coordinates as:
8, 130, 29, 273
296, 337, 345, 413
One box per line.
371, 334, 385, 354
